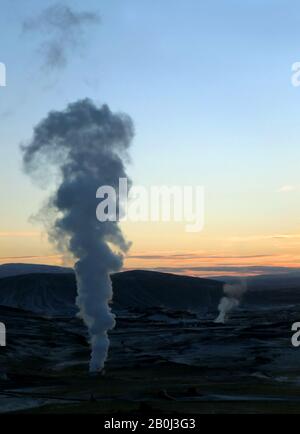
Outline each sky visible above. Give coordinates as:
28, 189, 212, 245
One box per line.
1, 0, 300, 277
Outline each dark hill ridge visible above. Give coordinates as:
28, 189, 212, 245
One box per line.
0, 263, 72, 279
113, 270, 223, 310
0, 270, 223, 316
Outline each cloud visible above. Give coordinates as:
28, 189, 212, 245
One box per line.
0, 255, 60, 260
277, 185, 297, 193
23, 3, 100, 69
0, 255, 64, 266
0, 109, 14, 119
227, 233, 300, 242
128, 253, 271, 260
141, 265, 300, 277
0, 231, 41, 238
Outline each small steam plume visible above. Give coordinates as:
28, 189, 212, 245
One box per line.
22, 99, 134, 372
214, 280, 247, 324
23, 3, 100, 70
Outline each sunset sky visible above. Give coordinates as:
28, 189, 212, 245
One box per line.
1, 0, 300, 276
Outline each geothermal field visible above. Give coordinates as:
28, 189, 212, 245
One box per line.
0, 265, 299, 414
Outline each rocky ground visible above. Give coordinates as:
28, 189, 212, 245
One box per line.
0, 303, 299, 414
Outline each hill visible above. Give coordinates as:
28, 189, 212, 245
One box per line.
0, 269, 223, 316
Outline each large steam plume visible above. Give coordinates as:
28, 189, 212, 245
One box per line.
22, 99, 134, 372
214, 280, 247, 324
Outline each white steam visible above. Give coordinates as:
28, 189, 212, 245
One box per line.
214, 281, 247, 324
22, 99, 134, 372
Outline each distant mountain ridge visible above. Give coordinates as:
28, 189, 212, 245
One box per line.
1, 264, 299, 317
0, 263, 72, 279
0, 268, 223, 316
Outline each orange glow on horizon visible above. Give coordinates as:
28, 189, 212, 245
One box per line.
1, 228, 300, 277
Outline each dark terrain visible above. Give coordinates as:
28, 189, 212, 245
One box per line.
0, 265, 299, 414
